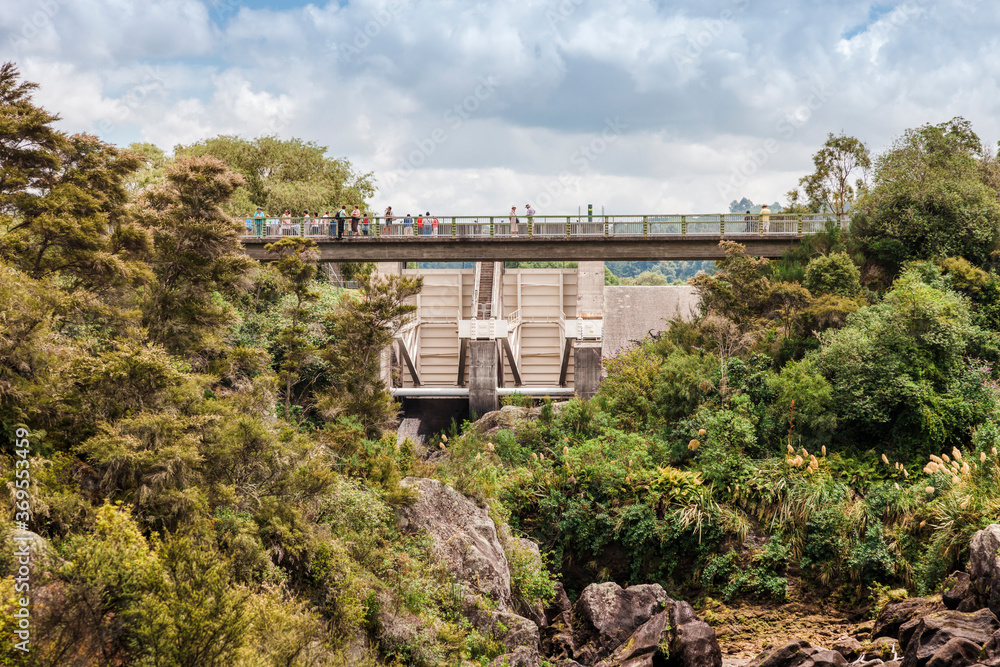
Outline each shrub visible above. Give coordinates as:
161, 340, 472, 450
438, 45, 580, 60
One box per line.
804, 252, 861, 297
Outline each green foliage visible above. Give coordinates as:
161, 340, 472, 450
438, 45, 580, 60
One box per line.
175, 135, 375, 216
814, 265, 998, 457
597, 344, 663, 431
804, 252, 861, 297
134, 155, 254, 357
854, 117, 1000, 272
319, 270, 422, 437
796, 132, 871, 216
701, 538, 789, 601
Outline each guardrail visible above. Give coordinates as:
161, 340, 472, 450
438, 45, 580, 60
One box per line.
240, 214, 848, 239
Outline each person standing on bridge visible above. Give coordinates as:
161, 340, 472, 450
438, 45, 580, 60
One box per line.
510, 205, 519, 237
404, 213, 414, 235
253, 207, 265, 237
744, 210, 753, 233
525, 203, 535, 235
336, 205, 347, 239
385, 206, 394, 235
424, 212, 433, 236
760, 203, 770, 234
351, 205, 361, 237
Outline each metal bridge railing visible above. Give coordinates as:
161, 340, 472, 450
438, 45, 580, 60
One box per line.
241, 213, 849, 240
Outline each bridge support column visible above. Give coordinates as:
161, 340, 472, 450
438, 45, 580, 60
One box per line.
469, 340, 499, 417
573, 342, 602, 400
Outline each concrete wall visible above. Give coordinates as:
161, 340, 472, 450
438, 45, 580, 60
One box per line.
603, 286, 700, 357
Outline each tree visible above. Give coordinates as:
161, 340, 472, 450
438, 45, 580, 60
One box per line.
0, 62, 67, 220
175, 135, 375, 216
803, 252, 861, 297
853, 117, 1000, 271
690, 241, 771, 328
133, 156, 254, 355
319, 268, 422, 436
813, 265, 996, 457
797, 132, 871, 216
266, 237, 320, 420
0, 64, 144, 291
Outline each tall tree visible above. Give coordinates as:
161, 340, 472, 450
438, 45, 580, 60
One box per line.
797, 132, 871, 216
175, 135, 375, 216
853, 117, 1000, 274
0, 61, 67, 219
133, 156, 254, 355
0, 63, 144, 292
266, 237, 320, 420
319, 268, 422, 437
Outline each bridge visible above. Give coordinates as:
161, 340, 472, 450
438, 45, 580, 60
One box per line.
237, 212, 847, 415
239, 213, 847, 262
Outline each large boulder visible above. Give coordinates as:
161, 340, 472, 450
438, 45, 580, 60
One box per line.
571, 582, 671, 665
900, 608, 999, 667
593, 600, 721, 667
746, 639, 846, 667
981, 629, 1000, 666
942, 572, 972, 611
874, 598, 945, 641
397, 477, 512, 608
969, 525, 1000, 617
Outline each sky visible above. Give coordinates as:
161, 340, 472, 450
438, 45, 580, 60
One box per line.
3, 0, 1000, 215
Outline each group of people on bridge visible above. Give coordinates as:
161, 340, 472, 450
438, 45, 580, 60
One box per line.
244, 203, 539, 238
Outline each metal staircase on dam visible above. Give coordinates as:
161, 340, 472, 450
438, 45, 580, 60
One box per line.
390, 263, 606, 402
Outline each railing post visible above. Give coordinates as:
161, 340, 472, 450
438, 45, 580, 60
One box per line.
720, 217, 724, 236
603, 216, 609, 237
566, 216, 571, 237
490, 217, 494, 238
798, 214, 803, 236
681, 215, 687, 236
643, 215, 648, 236
452, 217, 456, 237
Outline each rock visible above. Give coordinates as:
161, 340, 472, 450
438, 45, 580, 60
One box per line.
832, 636, 863, 660
474, 406, 530, 435
669, 601, 722, 667
571, 582, 671, 664
921, 637, 982, 666
942, 572, 972, 611
798, 650, 847, 667
874, 598, 945, 641
545, 582, 573, 626
397, 477, 512, 607
491, 646, 541, 667
980, 629, 1000, 666
900, 608, 1000, 667
747, 639, 812, 667
970, 525, 1000, 617
746, 640, 848, 667
862, 636, 901, 662
593, 601, 721, 667
595, 608, 673, 667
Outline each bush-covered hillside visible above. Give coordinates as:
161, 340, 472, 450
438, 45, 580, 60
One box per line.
5, 60, 1000, 666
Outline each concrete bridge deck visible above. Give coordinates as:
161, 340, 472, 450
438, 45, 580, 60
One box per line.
241, 234, 807, 262
239, 213, 847, 262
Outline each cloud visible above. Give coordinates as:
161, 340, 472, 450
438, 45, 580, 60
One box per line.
2, 0, 1000, 213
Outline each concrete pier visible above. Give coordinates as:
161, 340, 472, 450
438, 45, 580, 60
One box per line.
469, 340, 499, 417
